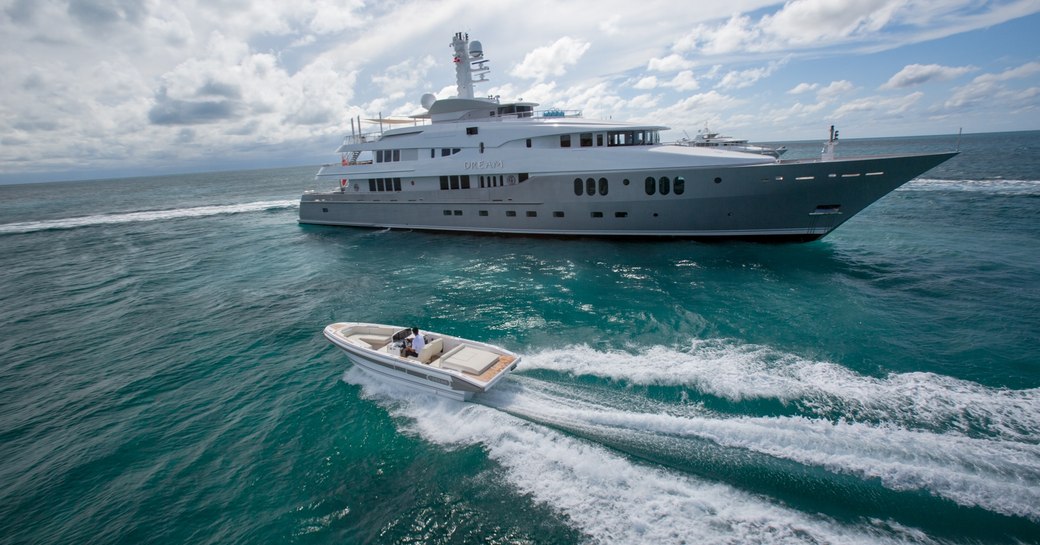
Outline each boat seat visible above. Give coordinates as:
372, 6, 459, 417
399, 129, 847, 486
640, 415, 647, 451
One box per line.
440, 346, 501, 375
347, 334, 391, 349
418, 338, 443, 363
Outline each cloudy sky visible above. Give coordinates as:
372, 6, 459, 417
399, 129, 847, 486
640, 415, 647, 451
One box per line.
2, 0, 1038, 183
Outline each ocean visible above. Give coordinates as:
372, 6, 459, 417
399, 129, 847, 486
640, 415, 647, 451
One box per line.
1, 131, 1038, 544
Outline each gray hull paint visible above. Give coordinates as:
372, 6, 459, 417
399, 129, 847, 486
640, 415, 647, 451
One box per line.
300, 152, 956, 241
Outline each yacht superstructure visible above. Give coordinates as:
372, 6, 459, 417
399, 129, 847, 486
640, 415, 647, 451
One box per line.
299, 32, 955, 241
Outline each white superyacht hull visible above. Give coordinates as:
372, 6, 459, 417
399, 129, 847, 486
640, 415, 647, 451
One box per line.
300, 151, 956, 242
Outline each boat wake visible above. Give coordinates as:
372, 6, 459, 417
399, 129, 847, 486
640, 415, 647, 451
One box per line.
342, 341, 1040, 543
904, 178, 1040, 195
0, 199, 298, 235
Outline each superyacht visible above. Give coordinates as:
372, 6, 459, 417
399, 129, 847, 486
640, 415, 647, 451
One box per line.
299, 32, 956, 241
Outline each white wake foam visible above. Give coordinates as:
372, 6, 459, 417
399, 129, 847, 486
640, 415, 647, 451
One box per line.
904, 178, 1040, 195
0, 200, 298, 234
342, 367, 938, 544
521, 343, 1040, 442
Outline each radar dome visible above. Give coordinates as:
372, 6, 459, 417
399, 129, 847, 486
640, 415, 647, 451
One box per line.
469, 40, 483, 58
420, 93, 436, 109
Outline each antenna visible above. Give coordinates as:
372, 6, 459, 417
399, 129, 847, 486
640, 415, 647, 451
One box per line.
451, 32, 490, 99
956, 127, 962, 152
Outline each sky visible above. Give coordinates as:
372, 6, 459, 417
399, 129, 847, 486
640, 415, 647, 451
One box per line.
1, 0, 1038, 184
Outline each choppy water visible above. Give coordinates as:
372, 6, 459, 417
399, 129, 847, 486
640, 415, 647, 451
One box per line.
1, 132, 1038, 544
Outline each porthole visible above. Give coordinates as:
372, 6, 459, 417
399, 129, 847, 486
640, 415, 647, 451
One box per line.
598, 177, 608, 196
574, 178, 583, 196
586, 178, 595, 196
645, 176, 655, 195
674, 176, 685, 195
622, 178, 630, 186
659, 176, 670, 195
714, 177, 722, 184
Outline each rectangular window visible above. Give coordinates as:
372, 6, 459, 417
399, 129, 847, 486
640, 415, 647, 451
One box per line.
519, 173, 529, 182
596, 134, 604, 146
393, 178, 402, 191
580, 133, 593, 147
506, 211, 517, 217
479, 210, 489, 216
526, 211, 537, 217
466, 127, 478, 135
368, 179, 376, 191
461, 175, 471, 189
526, 138, 532, 148
443, 210, 452, 216
392, 149, 400, 162
440, 176, 449, 190
591, 211, 603, 218
553, 211, 564, 218
479, 175, 485, 188
450, 175, 460, 190
453, 210, 462, 216
442, 148, 451, 157
560, 134, 571, 148
431, 149, 435, 158
614, 211, 628, 218
376, 178, 385, 191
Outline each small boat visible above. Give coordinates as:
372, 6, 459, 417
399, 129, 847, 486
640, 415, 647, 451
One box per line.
677, 127, 787, 158
324, 322, 520, 401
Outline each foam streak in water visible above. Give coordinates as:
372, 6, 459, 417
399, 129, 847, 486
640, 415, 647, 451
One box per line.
342, 368, 934, 545
0, 200, 298, 234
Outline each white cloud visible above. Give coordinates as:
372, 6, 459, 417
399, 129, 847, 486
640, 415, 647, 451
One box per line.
647, 54, 694, 72
881, 63, 976, 89
834, 91, 923, 118
788, 82, 818, 94
944, 61, 1040, 109
510, 36, 592, 81
633, 76, 658, 90
716, 59, 787, 90
817, 80, 855, 101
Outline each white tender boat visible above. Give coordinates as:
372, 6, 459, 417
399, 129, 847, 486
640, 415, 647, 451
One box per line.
299, 32, 956, 242
324, 322, 520, 401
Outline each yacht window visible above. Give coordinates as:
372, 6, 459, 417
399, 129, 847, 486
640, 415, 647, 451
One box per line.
375, 150, 383, 163
526, 211, 537, 217
560, 134, 571, 148
443, 210, 452, 215
615, 211, 628, 218
519, 173, 529, 182
591, 211, 603, 218
453, 210, 462, 216
599, 177, 608, 196
461, 175, 471, 189
526, 139, 532, 148
466, 127, 478, 135
659, 176, 670, 195
431, 149, 436, 158
553, 211, 565, 218
479, 175, 485, 188
574, 178, 583, 196
369, 179, 376, 191
580, 133, 593, 147
441, 148, 451, 157
506, 210, 517, 217
645, 176, 655, 195
440, 176, 449, 190
596, 134, 604, 146
479, 210, 489, 216
453, 148, 460, 155
674, 176, 685, 195
376, 178, 385, 191
450, 175, 460, 190
394, 178, 402, 191
586, 178, 595, 196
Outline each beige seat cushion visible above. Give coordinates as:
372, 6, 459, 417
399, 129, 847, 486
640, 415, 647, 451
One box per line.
440, 346, 500, 375
418, 338, 443, 363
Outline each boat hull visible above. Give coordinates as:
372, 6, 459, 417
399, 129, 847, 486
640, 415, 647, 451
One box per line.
299, 152, 956, 241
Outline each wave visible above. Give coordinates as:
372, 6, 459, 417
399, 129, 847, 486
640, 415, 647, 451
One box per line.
903, 178, 1040, 195
520, 343, 1040, 443
342, 367, 928, 545
0, 200, 298, 235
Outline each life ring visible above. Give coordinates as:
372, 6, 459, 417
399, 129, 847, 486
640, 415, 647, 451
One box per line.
340, 179, 347, 187
508, 175, 516, 185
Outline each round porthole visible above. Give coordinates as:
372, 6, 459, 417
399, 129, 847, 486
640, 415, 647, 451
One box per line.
714, 177, 722, 184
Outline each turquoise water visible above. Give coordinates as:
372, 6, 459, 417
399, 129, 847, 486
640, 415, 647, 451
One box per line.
1, 132, 1038, 544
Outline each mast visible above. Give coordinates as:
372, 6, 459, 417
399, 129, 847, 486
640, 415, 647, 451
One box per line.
451, 32, 490, 99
